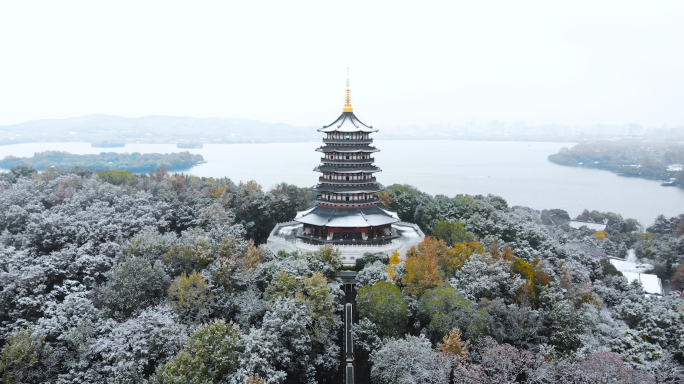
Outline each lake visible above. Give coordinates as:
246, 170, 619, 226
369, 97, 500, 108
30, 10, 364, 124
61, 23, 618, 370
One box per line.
1, 140, 683, 227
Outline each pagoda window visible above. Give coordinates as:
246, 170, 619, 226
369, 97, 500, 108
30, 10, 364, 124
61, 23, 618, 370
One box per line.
346, 176, 350, 181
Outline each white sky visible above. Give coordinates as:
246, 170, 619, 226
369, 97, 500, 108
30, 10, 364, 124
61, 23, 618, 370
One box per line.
1, 1, 682, 127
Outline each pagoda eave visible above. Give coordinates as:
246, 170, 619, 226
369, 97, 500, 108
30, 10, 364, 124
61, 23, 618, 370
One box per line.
314, 185, 383, 194
318, 112, 378, 133
316, 146, 380, 153
314, 165, 381, 173
294, 205, 400, 228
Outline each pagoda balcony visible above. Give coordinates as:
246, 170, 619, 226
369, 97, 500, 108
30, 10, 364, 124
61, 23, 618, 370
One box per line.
320, 157, 375, 165
322, 138, 373, 144
318, 177, 376, 184
296, 233, 400, 246
314, 196, 380, 205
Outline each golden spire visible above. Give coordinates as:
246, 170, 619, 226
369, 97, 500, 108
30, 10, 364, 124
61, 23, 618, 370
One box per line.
343, 68, 353, 112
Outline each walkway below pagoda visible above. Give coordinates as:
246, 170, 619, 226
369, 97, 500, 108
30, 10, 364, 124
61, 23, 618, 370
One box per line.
339, 271, 357, 384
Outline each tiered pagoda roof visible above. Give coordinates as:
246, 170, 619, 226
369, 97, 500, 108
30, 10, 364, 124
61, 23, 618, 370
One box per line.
295, 206, 399, 227
314, 184, 383, 194
318, 112, 377, 133
314, 165, 381, 173
316, 145, 380, 153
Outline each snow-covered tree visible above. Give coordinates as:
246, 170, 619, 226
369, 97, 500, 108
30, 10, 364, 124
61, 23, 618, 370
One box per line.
98, 257, 170, 320
370, 335, 451, 384
449, 253, 525, 303
356, 261, 390, 287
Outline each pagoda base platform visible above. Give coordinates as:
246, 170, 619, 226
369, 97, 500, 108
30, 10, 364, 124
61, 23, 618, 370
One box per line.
267, 221, 425, 265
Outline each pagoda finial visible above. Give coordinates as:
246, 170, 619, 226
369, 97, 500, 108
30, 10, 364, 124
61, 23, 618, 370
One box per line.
343, 68, 353, 112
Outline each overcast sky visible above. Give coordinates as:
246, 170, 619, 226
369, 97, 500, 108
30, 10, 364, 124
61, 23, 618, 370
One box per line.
1, 1, 682, 128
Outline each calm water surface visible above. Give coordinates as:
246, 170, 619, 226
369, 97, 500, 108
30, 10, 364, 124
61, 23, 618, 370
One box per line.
1, 141, 683, 226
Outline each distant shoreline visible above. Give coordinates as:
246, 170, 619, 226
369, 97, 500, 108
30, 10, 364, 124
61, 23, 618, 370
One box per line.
0, 150, 205, 173
0, 137, 580, 147
548, 141, 684, 189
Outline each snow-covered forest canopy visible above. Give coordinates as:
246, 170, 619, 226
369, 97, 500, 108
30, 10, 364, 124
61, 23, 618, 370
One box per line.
1, 166, 684, 383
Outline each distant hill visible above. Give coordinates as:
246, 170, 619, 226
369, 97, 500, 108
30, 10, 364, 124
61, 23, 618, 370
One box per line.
0, 114, 320, 146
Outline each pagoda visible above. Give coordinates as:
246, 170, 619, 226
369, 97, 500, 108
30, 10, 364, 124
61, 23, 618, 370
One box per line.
294, 77, 400, 244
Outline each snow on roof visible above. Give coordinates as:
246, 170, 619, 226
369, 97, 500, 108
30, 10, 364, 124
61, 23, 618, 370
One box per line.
294, 206, 400, 227
378, 207, 400, 220
621, 271, 663, 296
568, 220, 607, 232
609, 259, 654, 274
294, 206, 316, 220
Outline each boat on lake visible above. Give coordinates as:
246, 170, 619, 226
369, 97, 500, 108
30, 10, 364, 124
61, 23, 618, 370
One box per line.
661, 178, 678, 187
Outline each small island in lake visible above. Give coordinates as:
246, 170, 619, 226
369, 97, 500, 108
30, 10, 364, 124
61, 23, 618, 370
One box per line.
177, 143, 203, 148
549, 140, 684, 187
91, 141, 125, 148
0, 150, 204, 173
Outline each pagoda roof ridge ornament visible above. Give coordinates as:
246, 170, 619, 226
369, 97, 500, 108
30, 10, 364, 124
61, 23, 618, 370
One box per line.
343, 68, 353, 113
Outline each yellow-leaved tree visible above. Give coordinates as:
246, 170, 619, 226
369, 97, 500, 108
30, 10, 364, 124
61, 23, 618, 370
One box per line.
403, 238, 445, 295
403, 237, 484, 295
385, 250, 401, 282
437, 328, 470, 363
594, 231, 608, 242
